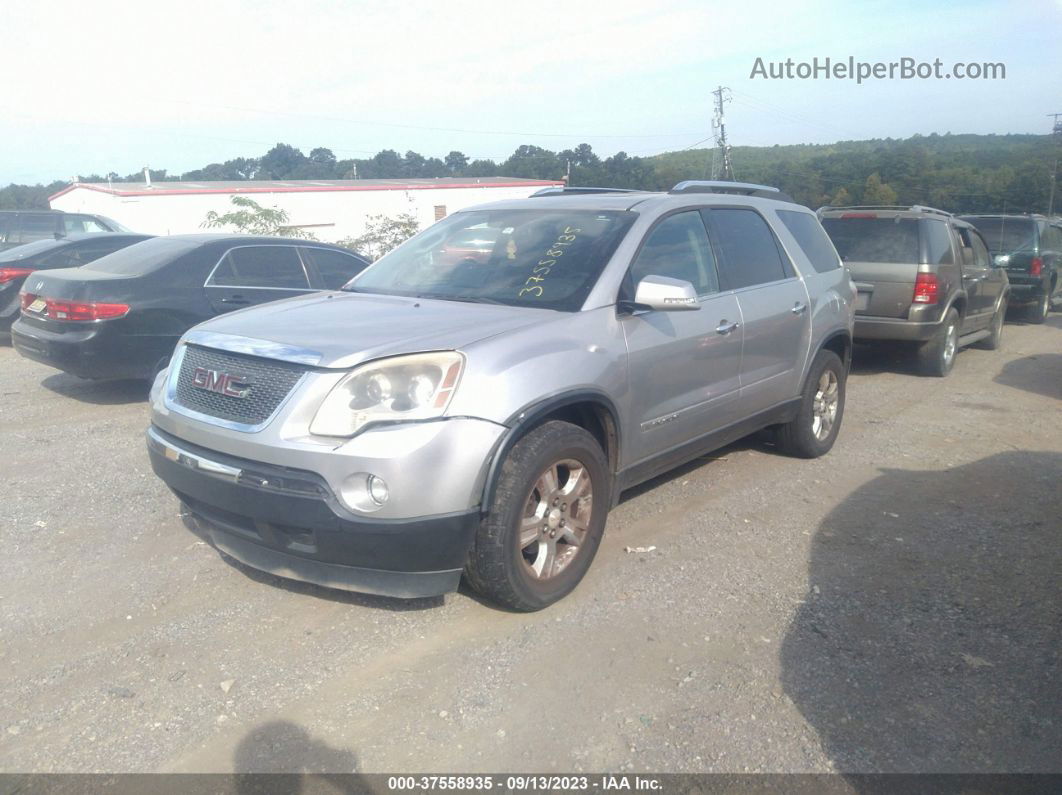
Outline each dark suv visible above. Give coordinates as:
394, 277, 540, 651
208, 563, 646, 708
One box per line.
0, 210, 131, 252
958, 214, 1062, 323
819, 205, 1009, 377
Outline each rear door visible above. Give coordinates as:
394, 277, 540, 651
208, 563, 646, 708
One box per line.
299, 246, 370, 289
204, 244, 315, 313
16, 213, 61, 245
620, 209, 743, 462
705, 207, 810, 414
821, 215, 921, 318
957, 226, 995, 322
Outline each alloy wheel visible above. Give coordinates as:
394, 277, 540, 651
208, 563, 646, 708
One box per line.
811, 369, 840, 441
518, 459, 594, 580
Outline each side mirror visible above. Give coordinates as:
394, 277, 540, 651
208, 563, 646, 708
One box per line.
633, 275, 700, 311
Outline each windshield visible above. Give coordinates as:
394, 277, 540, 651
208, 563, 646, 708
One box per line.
821, 217, 920, 263
959, 217, 1036, 254
0, 238, 67, 261
86, 237, 199, 276
346, 209, 636, 311
97, 215, 133, 233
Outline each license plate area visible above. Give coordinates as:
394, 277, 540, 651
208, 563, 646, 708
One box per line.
27, 298, 46, 313
855, 291, 871, 312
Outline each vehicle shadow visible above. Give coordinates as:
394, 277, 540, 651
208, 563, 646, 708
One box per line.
618, 435, 767, 504
41, 372, 148, 405
231, 720, 368, 791
848, 342, 921, 377
993, 353, 1062, 400
780, 451, 1062, 772
180, 512, 445, 612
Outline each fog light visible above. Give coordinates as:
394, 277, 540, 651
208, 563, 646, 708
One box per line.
368, 474, 389, 505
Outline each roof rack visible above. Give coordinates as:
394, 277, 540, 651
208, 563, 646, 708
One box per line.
668, 180, 797, 204
530, 186, 643, 197
819, 204, 952, 217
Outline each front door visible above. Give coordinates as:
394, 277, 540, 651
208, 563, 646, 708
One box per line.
620, 210, 744, 464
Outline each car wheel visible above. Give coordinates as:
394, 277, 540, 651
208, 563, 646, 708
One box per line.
465, 421, 609, 611
977, 300, 1006, 350
1027, 290, 1050, 324
775, 349, 846, 459
917, 308, 960, 377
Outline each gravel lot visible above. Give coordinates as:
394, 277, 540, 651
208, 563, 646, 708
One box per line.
1, 316, 1059, 774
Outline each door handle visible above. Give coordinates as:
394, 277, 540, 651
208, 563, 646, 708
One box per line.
715, 320, 739, 335
791, 302, 808, 314
220, 296, 250, 305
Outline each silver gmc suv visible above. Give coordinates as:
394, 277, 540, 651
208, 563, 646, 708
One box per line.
146, 182, 855, 610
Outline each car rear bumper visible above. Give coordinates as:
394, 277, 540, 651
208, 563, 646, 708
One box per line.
11, 317, 171, 379
146, 426, 479, 598
1006, 280, 1047, 302
854, 315, 941, 342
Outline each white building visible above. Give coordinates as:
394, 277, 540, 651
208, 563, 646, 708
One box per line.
48, 177, 564, 242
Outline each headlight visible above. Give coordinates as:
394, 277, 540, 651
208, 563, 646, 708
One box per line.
310, 352, 465, 437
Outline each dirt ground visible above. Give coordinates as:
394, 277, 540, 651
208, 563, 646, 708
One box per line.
0, 315, 1059, 774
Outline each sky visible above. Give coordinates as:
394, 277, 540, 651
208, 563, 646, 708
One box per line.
2, 0, 1060, 185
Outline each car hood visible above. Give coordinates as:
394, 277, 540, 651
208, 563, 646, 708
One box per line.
188, 291, 559, 369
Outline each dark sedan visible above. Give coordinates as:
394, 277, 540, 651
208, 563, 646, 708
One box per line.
1, 233, 153, 333
11, 234, 370, 380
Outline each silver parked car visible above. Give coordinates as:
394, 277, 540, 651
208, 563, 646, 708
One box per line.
146, 182, 856, 610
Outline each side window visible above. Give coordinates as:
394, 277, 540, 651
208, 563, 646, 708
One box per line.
65, 215, 109, 234
301, 247, 369, 290
628, 211, 719, 297
208, 246, 309, 289
704, 208, 789, 290
18, 214, 59, 243
777, 210, 840, 273
967, 231, 992, 269
923, 220, 954, 265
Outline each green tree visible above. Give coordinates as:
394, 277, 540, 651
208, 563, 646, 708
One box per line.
862, 173, 898, 205
201, 195, 316, 238
339, 212, 419, 260
444, 151, 469, 173
830, 187, 853, 206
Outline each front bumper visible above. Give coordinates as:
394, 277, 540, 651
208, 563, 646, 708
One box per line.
147, 426, 480, 598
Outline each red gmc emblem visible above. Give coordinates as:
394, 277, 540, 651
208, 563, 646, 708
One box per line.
191, 367, 250, 398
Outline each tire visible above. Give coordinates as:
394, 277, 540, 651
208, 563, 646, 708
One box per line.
1026, 289, 1050, 324
465, 421, 609, 611
977, 299, 1006, 351
775, 349, 846, 459
917, 308, 960, 377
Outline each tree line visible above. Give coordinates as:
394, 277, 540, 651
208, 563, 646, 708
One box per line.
2, 133, 1057, 215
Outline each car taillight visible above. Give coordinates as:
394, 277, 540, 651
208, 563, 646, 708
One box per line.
1030, 257, 1043, 276
913, 272, 939, 304
0, 267, 34, 284
20, 294, 130, 321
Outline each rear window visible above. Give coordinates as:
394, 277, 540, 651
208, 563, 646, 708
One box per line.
959, 217, 1037, 255
777, 210, 841, 273
85, 237, 200, 276
821, 217, 919, 264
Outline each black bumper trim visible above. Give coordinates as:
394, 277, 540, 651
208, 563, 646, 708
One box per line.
206, 525, 462, 599
147, 426, 479, 597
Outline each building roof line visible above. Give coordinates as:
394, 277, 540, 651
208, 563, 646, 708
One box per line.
48, 178, 565, 202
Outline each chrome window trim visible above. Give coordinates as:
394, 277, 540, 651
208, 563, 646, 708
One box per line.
203, 243, 313, 291
163, 340, 312, 433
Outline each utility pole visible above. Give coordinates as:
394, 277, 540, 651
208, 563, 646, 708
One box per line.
711, 86, 734, 181
1048, 113, 1062, 216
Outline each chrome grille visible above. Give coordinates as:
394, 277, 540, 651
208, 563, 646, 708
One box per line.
173, 345, 306, 426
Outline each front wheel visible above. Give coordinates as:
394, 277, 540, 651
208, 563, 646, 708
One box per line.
465, 421, 609, 611
775, 349, 846, 459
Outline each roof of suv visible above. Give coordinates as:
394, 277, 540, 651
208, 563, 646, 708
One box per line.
469, 190, 811, 215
